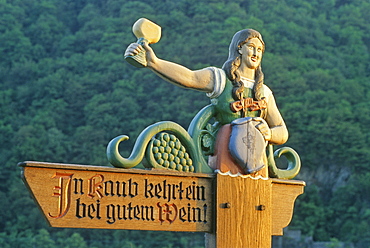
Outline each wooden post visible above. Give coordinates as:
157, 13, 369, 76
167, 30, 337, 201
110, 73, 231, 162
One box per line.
206, 173, 304, 248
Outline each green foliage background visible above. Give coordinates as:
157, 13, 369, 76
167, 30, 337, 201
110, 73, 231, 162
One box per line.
1, 0, 369, 247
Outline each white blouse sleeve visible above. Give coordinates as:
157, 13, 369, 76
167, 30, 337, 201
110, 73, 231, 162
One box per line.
262, 85, 273, 100
206, 67, 226, 99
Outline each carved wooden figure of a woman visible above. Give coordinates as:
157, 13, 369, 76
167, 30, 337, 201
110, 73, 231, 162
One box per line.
125, 29, 288, 177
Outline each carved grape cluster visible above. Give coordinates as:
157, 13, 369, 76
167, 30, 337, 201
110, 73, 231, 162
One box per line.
152, 133, 194, 172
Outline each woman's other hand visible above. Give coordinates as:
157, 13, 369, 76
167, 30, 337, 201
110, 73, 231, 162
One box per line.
253, 117, 272, 141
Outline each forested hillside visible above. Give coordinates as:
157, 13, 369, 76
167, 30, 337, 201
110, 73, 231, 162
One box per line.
1, 0, 369, 247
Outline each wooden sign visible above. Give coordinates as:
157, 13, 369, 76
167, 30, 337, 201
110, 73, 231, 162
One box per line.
20, 161, 213, 232
20, 161, 304, 248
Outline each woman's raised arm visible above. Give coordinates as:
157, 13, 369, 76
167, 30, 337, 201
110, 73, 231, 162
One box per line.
125, 42, 215, 92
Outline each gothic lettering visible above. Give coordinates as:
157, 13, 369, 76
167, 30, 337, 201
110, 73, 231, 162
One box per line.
76, 198, 86, 219
144, 180, 205, 202
106, 203, 155, 224
88, 174, 104, 199
75, 198, 101, 219
157, 202, 178, 224
104, 180, 115, 196
46, 172, 210, 227
73, 178, 84, 195
104, 179, 139, 198
128, 179, 138, 197
106, 204, 115, 224
48, 172, 73, 219
178, 203, 208, 223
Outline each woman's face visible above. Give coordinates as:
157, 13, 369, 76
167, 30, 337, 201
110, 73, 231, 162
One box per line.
239, 37, 263, 69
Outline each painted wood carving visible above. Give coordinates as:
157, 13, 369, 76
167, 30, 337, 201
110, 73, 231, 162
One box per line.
108, 18, 301, 179
20, 18, 305, 247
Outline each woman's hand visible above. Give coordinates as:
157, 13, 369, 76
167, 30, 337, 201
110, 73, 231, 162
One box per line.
124, 42, 142, 57
124, 42, 158, 67
252, 117, 271, 141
